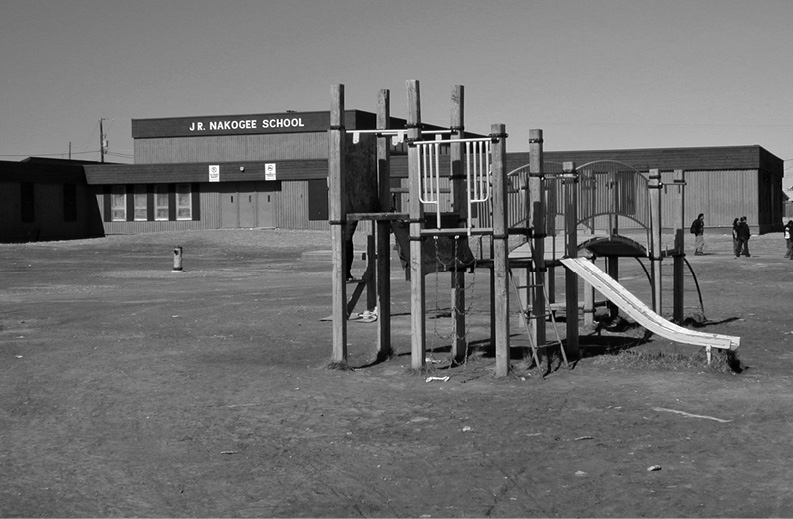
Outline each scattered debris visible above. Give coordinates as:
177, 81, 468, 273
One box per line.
426, 376, 450, 383
653, 407, 732, 423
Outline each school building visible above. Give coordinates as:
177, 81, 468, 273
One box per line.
0, 109, 785, 242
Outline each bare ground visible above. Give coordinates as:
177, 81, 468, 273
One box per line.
1, 228, 793, 517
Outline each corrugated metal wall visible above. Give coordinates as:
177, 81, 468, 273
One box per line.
135, 133, 329, 163
684, 170, 757, 230
277, 180, 370, 233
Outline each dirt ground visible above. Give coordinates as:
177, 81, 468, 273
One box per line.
2, 227, 793, 518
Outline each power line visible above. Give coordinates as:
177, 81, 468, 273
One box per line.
0, 150, 99, 158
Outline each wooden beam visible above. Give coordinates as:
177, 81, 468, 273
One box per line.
529, 129, 547, 348
491, 123, 510, 377
450, 85, 466, 364
407, 80, 426, 370
376, 89, 392, 358
563, 161, 579, 360
329, 85, 348, 364
649, 168, 663, 313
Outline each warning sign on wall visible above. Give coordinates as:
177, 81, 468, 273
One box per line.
208, 165, 220, 182
265, 163, 276, 181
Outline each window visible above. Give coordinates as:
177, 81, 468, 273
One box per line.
155, 184, 169, 221
21, 183, 35, 223
63, 184, 77, 221
133, 185, 147, 221
176, 184, 193, 220
175, 183, 192, 220
111, 185, 126, 221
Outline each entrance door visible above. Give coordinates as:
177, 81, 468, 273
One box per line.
220, 182, 239, 228
257, 181, 277, 228
239, 184, 257, 228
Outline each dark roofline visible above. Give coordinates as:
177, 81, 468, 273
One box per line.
506, 144, 782, 175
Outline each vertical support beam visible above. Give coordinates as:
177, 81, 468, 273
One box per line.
563, 161, 579, 360
649, 168, 663, 314
365, 233, 376, 310
606, 256, 619, 319
406, 80, 426, 370
672, 169, 685, 323
376, 89, 392, 357
329, 84, 348, 364
583, 265, 595, 327
491, 124, 510, 377
449, 85, 466, 364
529, 129, 547, 348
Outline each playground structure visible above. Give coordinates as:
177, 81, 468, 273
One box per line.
327, 80, 740, 377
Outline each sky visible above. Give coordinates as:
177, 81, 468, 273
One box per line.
1, 0, 791, 186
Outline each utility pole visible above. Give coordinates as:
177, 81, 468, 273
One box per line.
99, 118, 108, 163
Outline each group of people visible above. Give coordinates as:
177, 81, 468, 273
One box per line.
690, 213, 793, 259
730, 216, 752, 257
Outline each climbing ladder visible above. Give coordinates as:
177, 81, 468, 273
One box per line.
509, 268, 569, 377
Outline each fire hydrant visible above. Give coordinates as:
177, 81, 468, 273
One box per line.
173, 245, 183, 271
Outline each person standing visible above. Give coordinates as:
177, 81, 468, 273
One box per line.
784, 220, 793, 259
736, 216, 751, 257
732, 217, 740, 257
690, 213, 705, 255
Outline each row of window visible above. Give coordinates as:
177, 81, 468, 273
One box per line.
104, 183, 199, 222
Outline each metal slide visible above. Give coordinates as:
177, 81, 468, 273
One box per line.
560, 257, 740, 351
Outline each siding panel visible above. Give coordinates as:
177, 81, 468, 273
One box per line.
135, 134, 330, 163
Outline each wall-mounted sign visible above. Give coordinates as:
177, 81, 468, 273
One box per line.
265, 163, 276, 181
208, 165, 220, 182
132, 111, 342, 139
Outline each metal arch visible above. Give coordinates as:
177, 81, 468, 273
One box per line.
683, 256, 706, 317
575, 159, 638, 172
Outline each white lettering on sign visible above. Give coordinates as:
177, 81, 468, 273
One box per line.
265, 163, 276, 181
208, 165, 220, 182
261, 118, 305, 129
208, 119, 257, 131
188, 117, 303, 132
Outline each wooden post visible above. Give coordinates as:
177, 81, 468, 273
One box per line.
583, 266, 595, 328
529, 130, 546, 349
329, 85, 348, 363
449, 85, 466, 364
606, 255, 619, 320
649, 168, 663, 314
376, 89, 392, 357
406, 80, 426, 370
366, 233, 376, 310
491, 124, 510, 377
563, 161, 579, 360
672, 169, 685, 322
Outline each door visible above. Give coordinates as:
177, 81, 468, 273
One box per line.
220, 182, 239, 228
239, 184, 256, 228
258, 181, 277, 228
